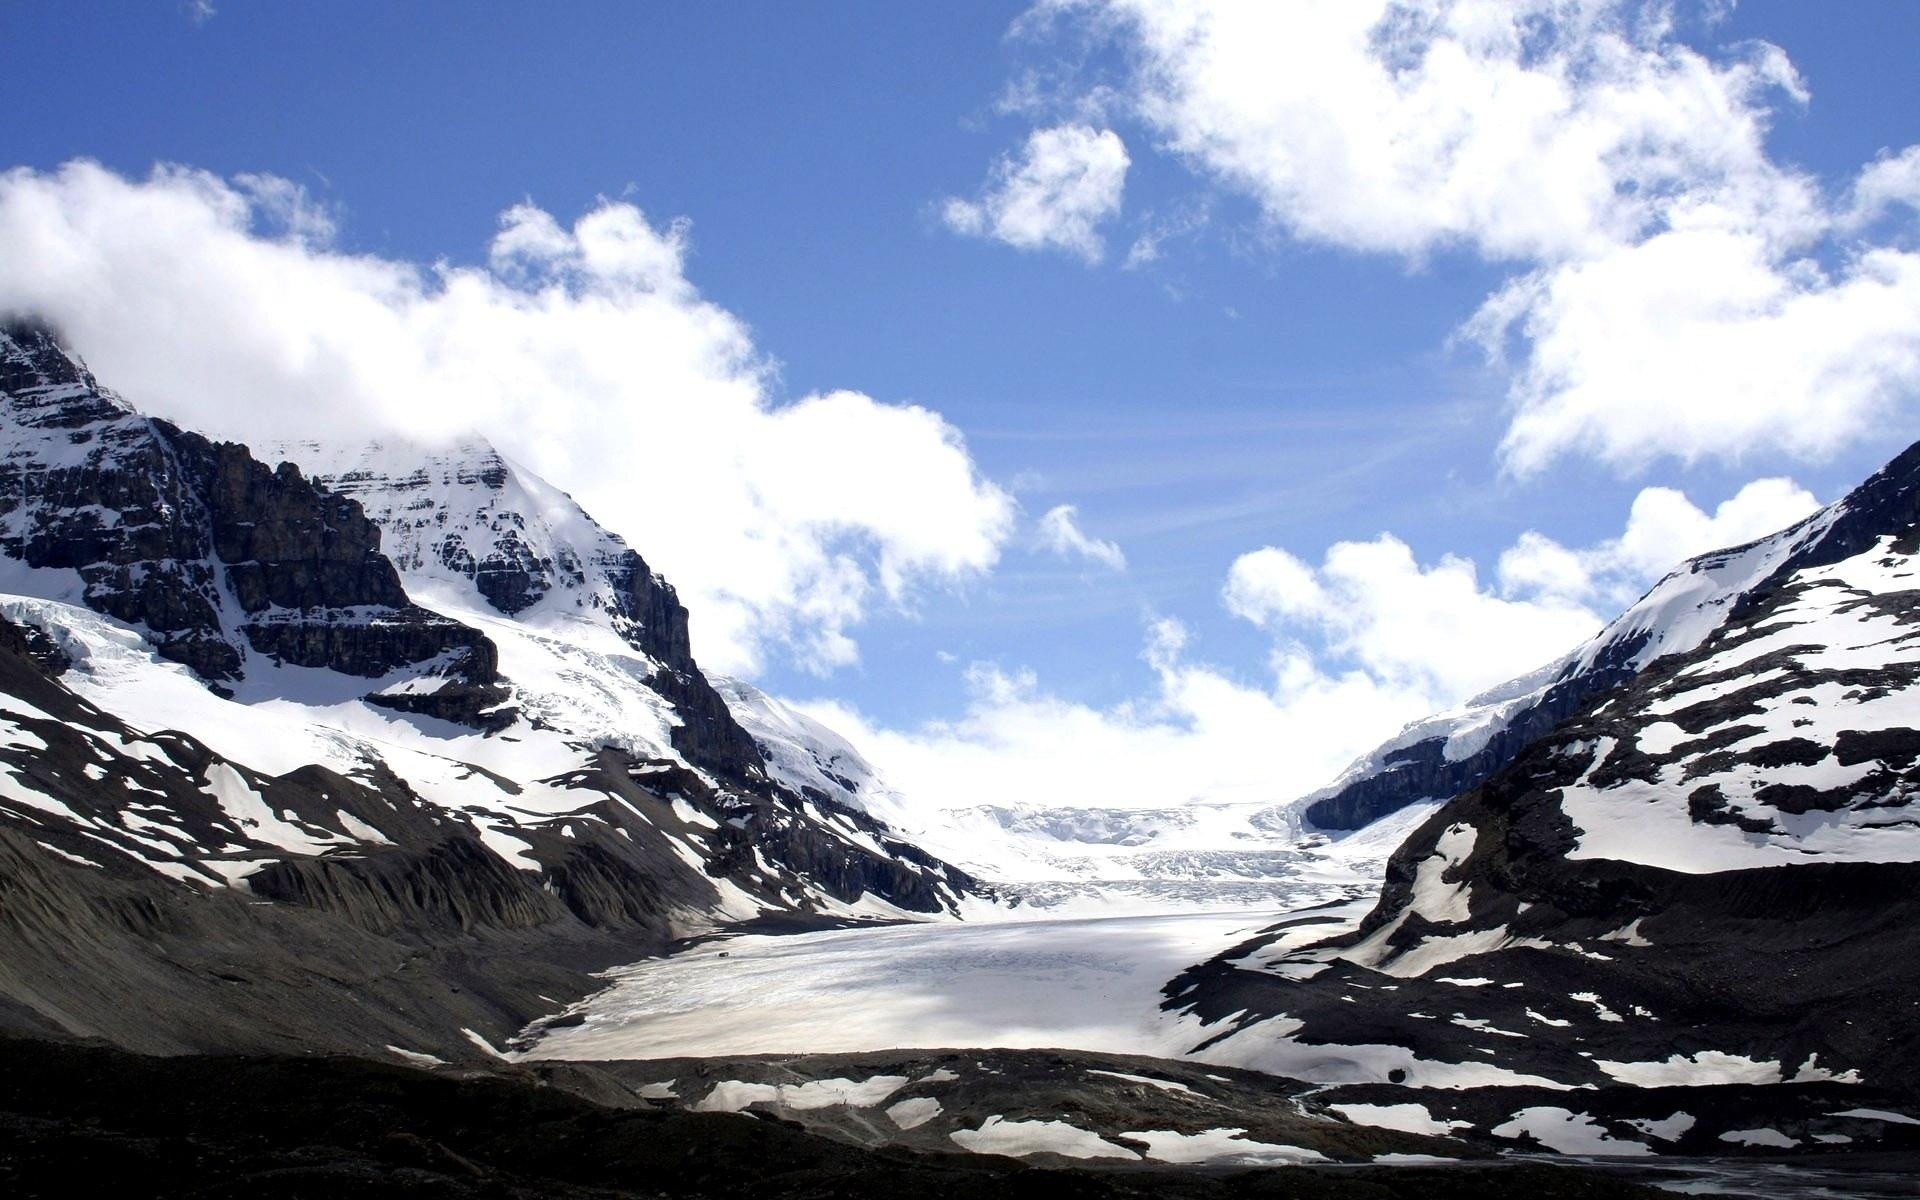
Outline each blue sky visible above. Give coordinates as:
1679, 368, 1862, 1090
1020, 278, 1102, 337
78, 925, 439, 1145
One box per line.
4, 2, 1919, 810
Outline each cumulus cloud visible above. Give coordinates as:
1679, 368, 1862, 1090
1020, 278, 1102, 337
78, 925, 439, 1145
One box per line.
1476, 228, 1920, 475
1224, 536, 1598, 703
1035, 504, 1127, 569
0, 160, 1016, 674
943, 124, 1130, 263
1005, 0, 1920, 473
1499, 476, 1819, 607
1041, 0, 1810, 262
800, 621, 1439, 814
812, 476, 1821, 814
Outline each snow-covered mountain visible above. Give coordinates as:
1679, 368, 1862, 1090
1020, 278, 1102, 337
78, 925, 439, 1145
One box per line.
1296, 467, 1867, 832
0, 317, 974, 1060
1158, 438, 1920, 1150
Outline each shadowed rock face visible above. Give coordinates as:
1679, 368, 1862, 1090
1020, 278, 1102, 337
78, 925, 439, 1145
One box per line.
289, 437, 767, 782
0, 318, 511, 727
0, 604, 969, 1059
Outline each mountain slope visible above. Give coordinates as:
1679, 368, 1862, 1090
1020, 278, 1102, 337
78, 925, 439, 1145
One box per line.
1295, 456, 1898, 831
280, 436, 763, 780
1158, 441, 1920, 1152
0, 318, 976, 1059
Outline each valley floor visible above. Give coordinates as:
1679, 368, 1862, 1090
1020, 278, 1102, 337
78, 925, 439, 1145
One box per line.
521, 906, 1295, 1062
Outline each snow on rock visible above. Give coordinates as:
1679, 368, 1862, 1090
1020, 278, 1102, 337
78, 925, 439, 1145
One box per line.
885, 1097, 942, 1130
695, 1075, 910, 1113
1832, 1108, 1920, 1126
1626, 1112, 1697, 1142
949, 1116, 1141, 1161
1491, 1108, 1653, 1157
1085, 1069, 1197, 1096
1330, 1103, 1470, 1136
1595, 1052, 1784, 1087
1119, 1127, 1327, 1165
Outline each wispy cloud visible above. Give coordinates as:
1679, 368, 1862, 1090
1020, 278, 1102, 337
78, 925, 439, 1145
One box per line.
1035, 504, 1127, 570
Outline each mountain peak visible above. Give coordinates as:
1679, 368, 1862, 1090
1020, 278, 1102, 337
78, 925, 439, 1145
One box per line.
0, 315, 133, 431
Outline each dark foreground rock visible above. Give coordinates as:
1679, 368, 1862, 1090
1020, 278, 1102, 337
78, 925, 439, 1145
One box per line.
0, 1037, 1673, 1200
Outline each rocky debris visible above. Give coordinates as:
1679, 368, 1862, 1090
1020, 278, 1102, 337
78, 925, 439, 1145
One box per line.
0, 590, 968, 1058
0, 1039, 1686, 1200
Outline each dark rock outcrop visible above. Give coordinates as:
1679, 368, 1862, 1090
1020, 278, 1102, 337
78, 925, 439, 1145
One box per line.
290, 438, 765, 780
0, 319, 511, 728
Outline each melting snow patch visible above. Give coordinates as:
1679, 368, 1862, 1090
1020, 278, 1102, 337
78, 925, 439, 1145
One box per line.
1790, 1054, 1862, 1084
1720, 1128, 1798, 1149
886, 1097, 942, 1130
1626, 1112, 1696, 1142
1492, 1108, 1653, 1156
34, 841, 100, 868
951, 1116, 1140, 1161
1087, 1069, 1197, 1096
384, 1045, 447, 1068
1330, 1103, 1468, 1136
1598, 920, 1651, 948
1833, 1108, 1920, 1126
1437, 977, 1494, 987
636, 1080, 677, 1100
335, 810, 393, 845
1121, 1128, 1326, 1165
461, 1028, 509, 1059
696, 1076, 910, 1113
1596, 1052, 1782, 1087
1570, 992, 1624, 1022
1407, 823, 1477, 923
1450, 1015, 1526, 1038
205, 763, 336, 856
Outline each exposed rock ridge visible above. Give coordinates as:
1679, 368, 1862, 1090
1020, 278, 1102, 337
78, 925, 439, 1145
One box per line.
1297, 443, 1920, 830
284, 437, 764, 780
0, 319, 510, 729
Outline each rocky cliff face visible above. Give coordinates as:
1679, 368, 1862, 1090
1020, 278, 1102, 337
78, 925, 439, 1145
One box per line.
283, 438, 764, 781
0, 319, 510, 728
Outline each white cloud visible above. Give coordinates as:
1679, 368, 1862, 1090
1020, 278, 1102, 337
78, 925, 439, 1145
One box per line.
1476, 228, 1920, 475
814, 476, 1820, 815
800, 622, 1439, 814
0, 160, 1016, 675
1060, 0, 1810, 263
1225, 536, 1599, 703
943, 124, 1130, 263
1500, 476, 1819, 606
1035, 504, 1127, 570
1847, 145, 1920, 229
1009, 1, 1920, 473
